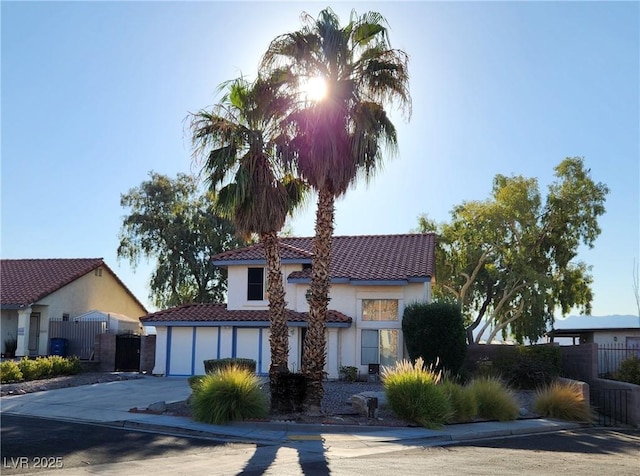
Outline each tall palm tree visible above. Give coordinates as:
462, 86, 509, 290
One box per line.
261, 8, 411, 411
190, 76, 307, 413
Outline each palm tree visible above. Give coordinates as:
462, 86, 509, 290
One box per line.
261, 8, 411, 411
190, 76, 307, 413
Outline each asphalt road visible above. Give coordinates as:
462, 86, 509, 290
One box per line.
2, 414, 639, 475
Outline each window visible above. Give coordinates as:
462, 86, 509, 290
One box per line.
247, 267, 265, 301
361, 329, 398, 366
362, 299, 398, 321
62, 313, 70, 322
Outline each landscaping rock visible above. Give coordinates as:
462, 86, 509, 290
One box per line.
148, 401, 167, 413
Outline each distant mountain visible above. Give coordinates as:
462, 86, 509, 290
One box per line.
552, 315, 640, 330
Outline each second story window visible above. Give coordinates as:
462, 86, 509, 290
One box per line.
247, 267, 265, 301
362, 299, 399, 321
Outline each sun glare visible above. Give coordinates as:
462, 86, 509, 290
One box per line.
302, 76, 327, 102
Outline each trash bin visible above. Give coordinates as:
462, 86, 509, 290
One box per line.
50, 338, 69, 357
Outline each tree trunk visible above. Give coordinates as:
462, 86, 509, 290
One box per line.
261, 231, 291, 414
302, 188, 334, 413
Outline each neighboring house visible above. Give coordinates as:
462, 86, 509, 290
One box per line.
142, 233, 435, 377
548, 314, 640, 347
1, 258, 147, 357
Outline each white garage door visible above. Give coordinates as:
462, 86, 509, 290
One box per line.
235, 328, 271, 374
194, 328, 219, 375
168, 327, 193, 376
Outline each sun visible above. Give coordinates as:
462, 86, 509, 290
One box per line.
301, 76, 327, 102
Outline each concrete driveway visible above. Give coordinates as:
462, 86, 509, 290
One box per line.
0, 376, 191, 423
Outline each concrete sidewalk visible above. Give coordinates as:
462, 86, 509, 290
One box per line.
0, 375, 580, 447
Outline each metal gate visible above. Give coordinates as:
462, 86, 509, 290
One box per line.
115, 334, 141, 372
590, 387, 630, 426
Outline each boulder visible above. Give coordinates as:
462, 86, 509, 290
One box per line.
148, 401, 167, 413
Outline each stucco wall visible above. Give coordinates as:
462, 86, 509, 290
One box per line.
38, 266, 146, 319
592, 330, 640, 346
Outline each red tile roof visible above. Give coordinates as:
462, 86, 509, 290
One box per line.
140, 302, 352, 326
1, 258, 146, 312
212, 234, 436, 283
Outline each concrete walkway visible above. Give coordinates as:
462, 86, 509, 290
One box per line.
0, 375, 580, 447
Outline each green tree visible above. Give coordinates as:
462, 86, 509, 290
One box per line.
418, 157, 609, 344
190, 76, 307, 413
402, 302, 467, 375
118, 172, 246, 308
261, 8, 411, 411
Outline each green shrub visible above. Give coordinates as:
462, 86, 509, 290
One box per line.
34, 357, 54, 378
534, 381, 593, 422
203, 358, 256, 374
188, 375, 206, 392
62, 356, 81, 375
467, 376, 519, 421
18, 358, 41, 380
381, 358, 452, 429
339, 366, 358, 382
441, 380, 478, 423
614, 354, 640, 385
12, 356, 80, 381
0, 360, 23, 383
402, 302, 467, 375
191, 365, 268, 425
49, 355, 69, 375
494, 345, 561, 389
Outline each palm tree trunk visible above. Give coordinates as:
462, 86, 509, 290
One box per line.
302, 187, 334, 413
261, 231, 292, 413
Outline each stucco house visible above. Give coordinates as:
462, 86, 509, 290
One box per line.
548, 314, 640, 347
1, 258, 147, 357
142, 233, 436, 378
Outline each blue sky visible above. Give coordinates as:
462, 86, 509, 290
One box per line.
2, 1, 638, 318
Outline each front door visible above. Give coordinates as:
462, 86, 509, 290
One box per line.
28, 313, 40, 356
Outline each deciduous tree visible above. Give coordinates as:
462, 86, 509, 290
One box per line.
118, 172, 245, 308
418, 158, 609, 344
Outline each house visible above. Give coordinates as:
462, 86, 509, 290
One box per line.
1, 258, 147, 357
548, 314, 640, 347
142, 233, 436, 377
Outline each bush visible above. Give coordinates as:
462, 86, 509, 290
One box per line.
10, 356, 80, 382
18, 358, 42, 380
441, 380, 478, 423
191, 365, 268, 425
0, 361, 23, 383
467, 376, 519, 421
188, 375, 206, 392
402, 302, 467, 375
203, 358, 256, 374
339, 366, 358, 382
494, 345, 561, 389
534, 381, 593, 422
614, 354, 640, 385
381, 358, 452, 429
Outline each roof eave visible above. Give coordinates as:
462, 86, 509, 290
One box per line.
142, 320, 351, 328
